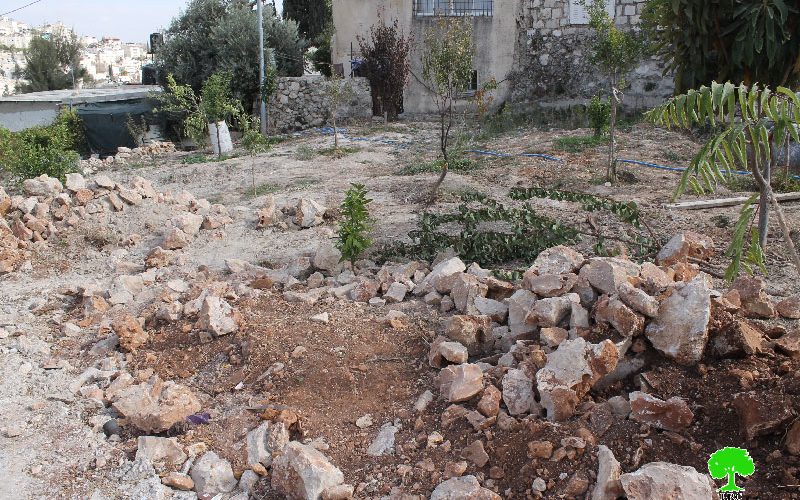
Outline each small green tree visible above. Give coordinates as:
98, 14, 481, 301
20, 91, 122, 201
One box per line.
336, 183, 373, 266
15, 28, 88, 93
421, 17, 474, 201
325, 73, 356, 153
240, 114, 275, 196
647, 82, 800, 279
708, 447, 755, 492
588, 95, 611, 137
586, 0, 647, 182
200, 72, 241, 158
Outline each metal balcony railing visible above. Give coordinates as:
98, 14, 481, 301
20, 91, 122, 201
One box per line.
413, 0, 493, 17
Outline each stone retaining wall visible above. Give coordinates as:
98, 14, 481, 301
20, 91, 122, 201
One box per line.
268, 76, 372, 132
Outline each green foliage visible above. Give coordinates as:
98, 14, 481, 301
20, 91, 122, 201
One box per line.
642, 0, 800, 92
311, 26, 333, 77
200, 72, 239, 124
586, 1, 647, 89
282, 0, 331, 41
336, 183, 373, 266
397, 158, 478, 176
156, 0, 304, 110
708, 447, 755, 492
127, 115, 148, 147
647, 81, 800, 278
553, 135, 606, 153
588, 95, 611, 136
15, 28, 88, 93
325, 73, 356, 150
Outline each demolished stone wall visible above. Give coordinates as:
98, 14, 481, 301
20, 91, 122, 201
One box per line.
268, 76, 372, 133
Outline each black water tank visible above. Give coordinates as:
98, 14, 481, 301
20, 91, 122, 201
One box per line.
149, 33, 163, 54
142, 65, 158, 85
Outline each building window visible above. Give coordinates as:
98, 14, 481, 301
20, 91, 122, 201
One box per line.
414, 0, 493, 17
569, 0, 615, 25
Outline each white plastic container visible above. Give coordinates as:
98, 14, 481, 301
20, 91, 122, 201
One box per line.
208, 120, 233, 156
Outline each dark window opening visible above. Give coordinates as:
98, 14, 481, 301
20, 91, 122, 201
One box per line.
414, 0, 493, 17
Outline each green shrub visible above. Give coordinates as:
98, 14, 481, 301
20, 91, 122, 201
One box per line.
336, 183, 373, 266
588, 95, 611, 136
5, 141, 79, 182
553, 135, 606, 153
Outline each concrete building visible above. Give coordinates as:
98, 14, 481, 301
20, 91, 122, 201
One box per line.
332, 0, 672, 115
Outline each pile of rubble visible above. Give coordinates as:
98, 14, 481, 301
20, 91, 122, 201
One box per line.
79, 141, 177, 172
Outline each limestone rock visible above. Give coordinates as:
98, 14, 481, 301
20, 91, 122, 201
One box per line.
619, 462, 716, 500
592, 445, 624, 500
313, 243, 343, 273
524, 273, 578, 298
198, 296, 240, 336
113, 314, 148, 352
502, 369, 538, 416
247, 421, 290, 468
477, 384, 501, 418
430, 475, 500, 500
65, 173, 86, 192
444, 315, 491, 355
111, 378, 201, 433
451, 273, 488, 314
384, 282, 408, 303
473, 296, 508, 323
656, 232, 715, 266
536, 338, 619, 421
629, 392, 694, 432
439, 364, 484, 403
775, 329, 800, 359
594, 295, 645, 337
730, 276, 776, 318
540, 327, 568, 347
428, 336, 469, 367
136, 436, 187, 468
530, 246, 585, 275
161, 472, 194, 491
421, 257, 466, 294
527, 295, 574, 328
711, 320, 763, 358
777, 295, 800, 319
732, 391, 795, 441
367, 423, 399, 457
23, 174, 63, 197
171, 213, 204, 236
461, 440, 489, 468
271, 442, 345, 500
145, 247, 174, 268
617, 282, 659, 318
191, 451, 238, 498
163, 228, 189, 250
507, 289, 537, 334
645, 275, 711, 365
580, 258, 640, 295
295, 198, 326, 228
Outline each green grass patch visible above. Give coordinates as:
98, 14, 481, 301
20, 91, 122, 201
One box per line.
294, 145, 317, 161
553, 135, 607, 153
397, 158, 479, 176
319, 146, 360, 157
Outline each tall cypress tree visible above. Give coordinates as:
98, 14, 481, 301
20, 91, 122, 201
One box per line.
282, 0, 331, 42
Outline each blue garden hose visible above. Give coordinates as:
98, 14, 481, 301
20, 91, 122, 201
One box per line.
617, 158, 800, 180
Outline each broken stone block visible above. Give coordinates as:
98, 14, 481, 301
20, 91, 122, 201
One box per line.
429, 336, 470, 368
617, 282, 659, 318
430, 475, 501, 500
136, 436, 187, 468
161, 472, 194, 491
620, 462, 716, 500
507, 289, 537, 334
113, 314, 148, 352
438, 363, 484, 403
145, 247, 174, 268
473, 296, 507, 323
349, 279, 380, 302
198, 296, 240, 336
629, 391, 694, 432
775, 329, 800, 359
523, 273, 578, 298
295, 198, 327, 228
501, 368, 538, 416
477, 384, 501, 418
592, 445, 624, 500
384, 281, 408, 303
536, 338, 619, 421
711, 320, 763, 358
191, 451, 238, 498
539, 327, 568, 348
461, 440, 489, 468
23, 174, 63, 197
732, 391, 795, 441
451, 273, 488, 314
111, 378, 201, 433
730, 276, 777, 318
579, 258, 640, 295
313, 243, 342, 274
271, 442, 344, 500
443, 315, 491, 355
656, 232, 715, 266
645, 275, 711, 365
420, 257, 467, 294
526, 295, 574, 328
594, 295, 646, 337
777, 295, 800, 319
366, 422, 399, 457
163, 228, 190, 250
529, 245, 585, 275
247, 421, 290, 468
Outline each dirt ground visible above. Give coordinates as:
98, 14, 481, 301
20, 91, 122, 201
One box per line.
1, 117, 799, 499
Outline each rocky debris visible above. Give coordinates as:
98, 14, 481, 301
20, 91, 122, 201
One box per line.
529, 245, 585, 275
197, 295, 241, 336
163, 228, 190, 250
271, 442, 345, 500
711, 319, 763, 358
113, 314, 148, 352
191, 451, 238, 498
314, 243, 342, 273
295, 198, 326, 228
136, 436, 187, 468
384, 282, 408, 303
536, 338, 619, 420
730, 276, 776, 318
444, 315, 491, 355
617, 282, 659, 318
656, 232, 715, 266
580, 258, 639, 295
629, 392, 694, 432
430, 475, 500, 500
786, 421, 800, 455
539, 327, 568, 347
23, 174, 63, 197
367, 422, 399, 456
439, 364, 484, 403
501, 369, 538, 416
593, 445, 624, 500
775, 329, 800, 359
477, 385, 501, 418
111, 377, 201, 433
523, 272, 578, 298
619, 462, 716, 500
421, 257, 466, 294
65, 173, 86, 192
645, 275, 711, 365
777, 295, 800, 319
461, 440, 489, 467
321, 484, 355, 500
428, 337, 469, 367
451, 273, 488, 314
247, 421, 290, 468
145, 247, 175, 268
162, 472, 195, 491
527, 295, 575, 328
473, 296, 508, 323
507, 289, 537, 334
594, 295, 646, 337
732, 391, 795, 441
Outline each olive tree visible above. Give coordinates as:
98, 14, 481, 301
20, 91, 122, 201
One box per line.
421, 17, 474, 201
325, 73, 356, 153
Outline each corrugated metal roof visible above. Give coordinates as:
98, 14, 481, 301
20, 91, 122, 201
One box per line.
0, 85, 162, 104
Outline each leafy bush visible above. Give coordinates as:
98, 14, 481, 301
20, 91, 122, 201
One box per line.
337, 183, 373, 266
588, 95, 611, 136
553, 135, 606, 153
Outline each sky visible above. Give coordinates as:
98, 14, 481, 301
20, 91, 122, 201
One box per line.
4, 0, 283, 44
